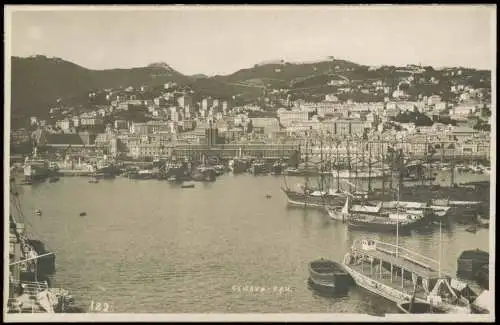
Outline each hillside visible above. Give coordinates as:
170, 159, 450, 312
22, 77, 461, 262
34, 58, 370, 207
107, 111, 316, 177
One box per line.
213, 58, 363, 87
10, 55, 192, 118
10, 55, 492, 120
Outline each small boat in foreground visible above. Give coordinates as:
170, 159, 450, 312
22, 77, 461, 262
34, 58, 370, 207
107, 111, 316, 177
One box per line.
35, 209, 42, 216
181, 183, 195, 189
308, 258, 351, 294
79, 212, 87, 217
88, 179, 99, 184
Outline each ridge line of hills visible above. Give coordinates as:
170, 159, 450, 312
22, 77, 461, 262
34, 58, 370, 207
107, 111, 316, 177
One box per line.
10, 55, 491, 121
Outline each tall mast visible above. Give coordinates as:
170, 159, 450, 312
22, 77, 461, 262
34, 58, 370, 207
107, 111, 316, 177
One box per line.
450, 141, 455, 187
347, 137, 351, 193
354, 139, 359, 192
399, 137, 405, 192
336, 139, 340, 192
368, 142, 372, 193
320, 138, 324, 191
304, 138, 309, 209
381, 140, 385, 198
389, 140, 394, 197
396, 181, 400, 257
438, 220, 442, 278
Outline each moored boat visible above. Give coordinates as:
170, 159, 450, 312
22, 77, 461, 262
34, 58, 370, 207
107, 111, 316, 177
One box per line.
282, 186, 347, 209
229, 158, 249, 174
308, 258, 351, 294
342, 239, 474, 314
347, 212, 427, 233
191, 166, 217, 182
249, 161, 268, 176
270, 162, 283, 175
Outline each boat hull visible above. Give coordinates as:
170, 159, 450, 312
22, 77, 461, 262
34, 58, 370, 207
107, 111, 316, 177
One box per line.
347, 217, 428, 233
283, 189, 346, 209
308, 260, 351, 294
342, 261, 414, 303
396, 301, 447, 314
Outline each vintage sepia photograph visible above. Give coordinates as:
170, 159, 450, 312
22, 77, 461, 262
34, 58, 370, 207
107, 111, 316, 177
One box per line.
4, 5, 496, 322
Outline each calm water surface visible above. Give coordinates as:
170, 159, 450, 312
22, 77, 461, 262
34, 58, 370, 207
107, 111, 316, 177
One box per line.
13, 173, 490, 313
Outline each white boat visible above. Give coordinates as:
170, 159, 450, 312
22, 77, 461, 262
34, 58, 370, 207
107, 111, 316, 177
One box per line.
342, 239, 473, 314
378, 201, 451, 218
326, 196, 351, 221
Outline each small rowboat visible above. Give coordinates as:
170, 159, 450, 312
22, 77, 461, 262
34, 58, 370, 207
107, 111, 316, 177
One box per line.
181, 183, 195, 189
308, 258, 351, 294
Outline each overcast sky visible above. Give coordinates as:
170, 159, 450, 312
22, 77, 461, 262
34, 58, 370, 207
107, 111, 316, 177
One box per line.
7, 5, 496, 75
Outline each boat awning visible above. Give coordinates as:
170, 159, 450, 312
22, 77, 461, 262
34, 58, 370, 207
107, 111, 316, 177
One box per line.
352, 247, 440, 279
310, 191, 326, 197
351, 204, 381, 213
382, 201, 428, 209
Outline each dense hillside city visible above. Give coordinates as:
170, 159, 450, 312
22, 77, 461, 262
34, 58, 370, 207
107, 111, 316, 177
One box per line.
10, 55, 491, 163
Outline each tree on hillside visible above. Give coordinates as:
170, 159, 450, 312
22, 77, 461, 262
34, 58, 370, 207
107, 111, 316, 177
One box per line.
391, 111, 433, 126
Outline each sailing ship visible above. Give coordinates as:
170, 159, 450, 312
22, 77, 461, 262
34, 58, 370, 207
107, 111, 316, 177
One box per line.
282, 139, 350, 209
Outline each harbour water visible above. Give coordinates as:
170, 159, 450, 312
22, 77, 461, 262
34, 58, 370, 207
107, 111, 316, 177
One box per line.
13, 172, 490, 314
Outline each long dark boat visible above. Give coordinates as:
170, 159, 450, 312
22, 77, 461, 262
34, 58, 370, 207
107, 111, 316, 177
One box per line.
282, 186, 348, 209
347, 212, 428, 233
308, 258, 351, 294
